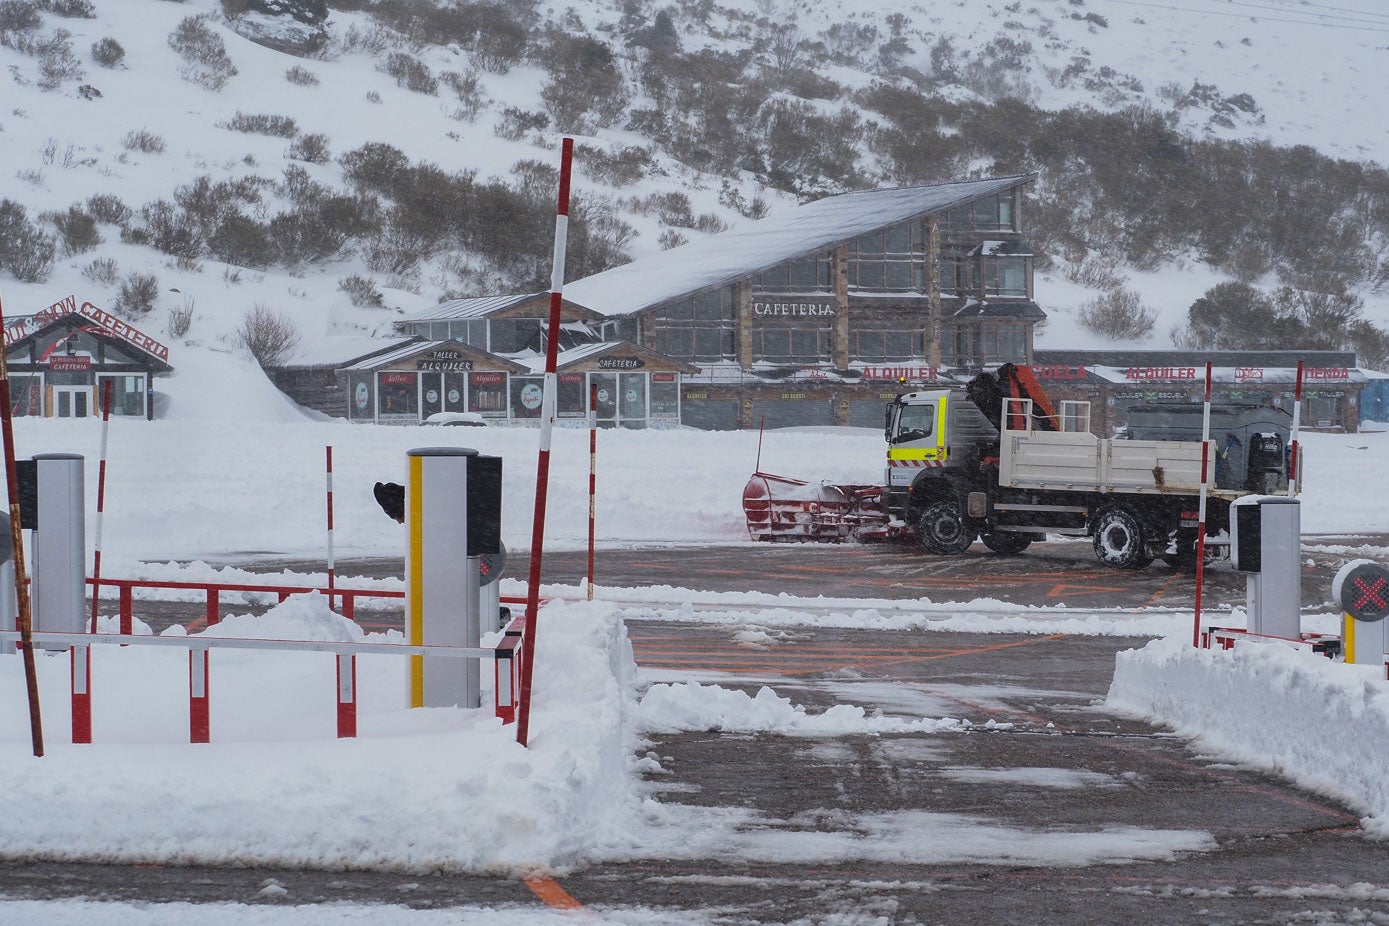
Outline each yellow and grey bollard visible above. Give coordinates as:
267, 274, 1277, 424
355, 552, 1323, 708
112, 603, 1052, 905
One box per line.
405, 447, 502, 709
1333, 559, 1389, 666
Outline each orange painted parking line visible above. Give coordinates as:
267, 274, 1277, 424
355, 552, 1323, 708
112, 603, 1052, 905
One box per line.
1145, 572, 1181, 607
524, 876, 584, 910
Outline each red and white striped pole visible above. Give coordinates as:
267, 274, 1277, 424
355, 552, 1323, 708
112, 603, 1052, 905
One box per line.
89, 380, 113, 634
1193, 361, 1213, 648
0, 288, 43, 757
517, 136, 574, 747
587, 383, 597, 601
1288, 360, 1304, 497
325, 445, 336, 610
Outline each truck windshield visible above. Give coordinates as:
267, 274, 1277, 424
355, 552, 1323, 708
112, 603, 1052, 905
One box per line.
894, 404, 934, 443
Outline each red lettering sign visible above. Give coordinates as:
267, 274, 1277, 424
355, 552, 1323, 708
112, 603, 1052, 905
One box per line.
379, 372, 415, 385
651, 372, 676, 382
48, 355, 91, 371
1125, 367, 1197, 381
1305, 367, 1349, 380
1029, 365, 1088, 380
1235, 367, 1264, 382
469, 372, 506, 385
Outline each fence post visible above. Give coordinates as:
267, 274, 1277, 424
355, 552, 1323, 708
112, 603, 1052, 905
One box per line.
71, 643, 91, 744
189, 647, 210, 743
336, 654, 357, 738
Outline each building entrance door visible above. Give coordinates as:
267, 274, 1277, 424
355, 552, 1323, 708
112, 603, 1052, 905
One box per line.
54, 386, 90, 418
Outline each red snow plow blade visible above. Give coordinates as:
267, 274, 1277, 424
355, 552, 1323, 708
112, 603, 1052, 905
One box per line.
742, 472, 900, 542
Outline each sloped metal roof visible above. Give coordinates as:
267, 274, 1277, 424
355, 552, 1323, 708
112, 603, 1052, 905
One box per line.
406, 293, 545, 321
564, 175, 1036, 317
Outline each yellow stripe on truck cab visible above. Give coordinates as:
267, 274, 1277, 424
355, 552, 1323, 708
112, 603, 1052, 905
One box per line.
888, 447, 945, 461
407, 453, 424, 708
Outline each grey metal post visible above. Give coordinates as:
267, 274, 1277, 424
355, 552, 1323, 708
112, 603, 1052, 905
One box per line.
32, 453, 85, 642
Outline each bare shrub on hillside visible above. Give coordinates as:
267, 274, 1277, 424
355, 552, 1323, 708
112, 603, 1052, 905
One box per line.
141, 200, 203, 258
284, 64, 318, 85
122, 128, 165, 153
0, 198, 56, 282
538, 34, 627, 132
167, 303, 194, 338
494, 107, 548, 141
379, 52, 436, 94
81, 256, 119, 285
286, 132, 330, 164
334, 23, 391, 57
86, 192, 131, 225
629, 191, 694, 227
38, 0, 95, 18
222, 111, 298, 136
441, 69, 484, 121
90, 36, 124, 66
1078, 288, 1156, 341
169, 15, 237, 90
0, 0, 40, 32
1064, 254, 1125, 289
114, 272, 159, 316
236, 304, 300, 367
36, 29, 84, 88
339, 142, 409, 194
48, 204, 101, 255
657, 229, 686, 250
207, 213, 276, 268
576, 144, 652, 187
338, 274, 383, 308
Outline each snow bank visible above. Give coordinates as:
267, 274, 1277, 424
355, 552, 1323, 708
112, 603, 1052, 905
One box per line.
0, 596, 641, 875
638, 681, 977, 735
1107, 636, 1389, 833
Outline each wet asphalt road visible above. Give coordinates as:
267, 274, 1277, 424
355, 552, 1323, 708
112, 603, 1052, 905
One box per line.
3, 538, 1388, 923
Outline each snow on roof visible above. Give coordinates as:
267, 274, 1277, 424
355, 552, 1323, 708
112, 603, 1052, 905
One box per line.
405, 293, 546, 321
517, 341, 622, 374
292, 336, 416, 367
565, 175, 1036, 317
340, 339, 442, 370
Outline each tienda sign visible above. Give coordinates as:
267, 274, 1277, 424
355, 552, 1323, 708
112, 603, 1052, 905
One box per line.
4, 295, 169, 361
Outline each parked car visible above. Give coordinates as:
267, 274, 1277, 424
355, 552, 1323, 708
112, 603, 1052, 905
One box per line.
423, 412, 488, 427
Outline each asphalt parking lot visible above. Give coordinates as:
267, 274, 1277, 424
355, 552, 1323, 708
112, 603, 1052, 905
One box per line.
4, 538, 1387, 923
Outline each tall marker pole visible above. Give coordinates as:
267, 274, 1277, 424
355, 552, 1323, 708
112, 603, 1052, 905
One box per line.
587, 384, 597, 601
1192, 362, 1213, 648
0, 290, 44, 756
517, 136, 574, 747
1288, 360, 1303, 497
325, 445, 336, 610
89, 380, 113, 634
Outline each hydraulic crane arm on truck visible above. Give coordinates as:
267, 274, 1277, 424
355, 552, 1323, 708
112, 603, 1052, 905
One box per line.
743, 363, 1296, 569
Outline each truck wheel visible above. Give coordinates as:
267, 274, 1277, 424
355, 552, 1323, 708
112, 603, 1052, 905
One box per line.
918, 500, 975, 555
1092, 508, 1153, 569
982, 531, 1033, 555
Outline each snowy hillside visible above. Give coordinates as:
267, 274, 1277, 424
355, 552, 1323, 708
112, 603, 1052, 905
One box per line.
1, 0, 1387, 417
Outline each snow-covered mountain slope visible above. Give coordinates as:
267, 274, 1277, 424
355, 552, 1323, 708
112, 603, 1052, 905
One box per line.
0, 0, 1385, 417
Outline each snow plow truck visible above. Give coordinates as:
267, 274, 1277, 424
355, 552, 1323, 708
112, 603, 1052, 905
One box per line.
741, 363, 1296, 569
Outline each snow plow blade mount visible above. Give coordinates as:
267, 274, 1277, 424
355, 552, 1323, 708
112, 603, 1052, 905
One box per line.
742, 472, 900, 543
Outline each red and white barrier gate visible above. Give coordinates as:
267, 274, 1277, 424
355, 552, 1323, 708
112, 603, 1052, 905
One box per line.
3, 612, 528, 745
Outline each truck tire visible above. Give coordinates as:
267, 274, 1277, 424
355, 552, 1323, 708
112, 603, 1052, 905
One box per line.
982, 531, 1033, 555
918, 500, 975, 555
1092, 508, 1153, 569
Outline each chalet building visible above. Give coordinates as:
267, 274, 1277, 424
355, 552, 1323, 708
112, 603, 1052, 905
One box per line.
1029, 349, 1367, 434
273, 295, 695, 426
562, 174, 1045, 429
2, 294, 171, 419
275, 176, 1045, 428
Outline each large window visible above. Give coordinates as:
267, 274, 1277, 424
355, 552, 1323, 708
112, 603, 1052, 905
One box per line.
941, 254, 972, 294
943, 193, 1016, 232
753, 254, 834, 293
488, 318, 543, 353
942, 323, 1027, 366
654, 287, 736, 362
847, 221, 926, 293
850, 329, 922, 362
752, 324, 831, 362
982, 257, 1027, 297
